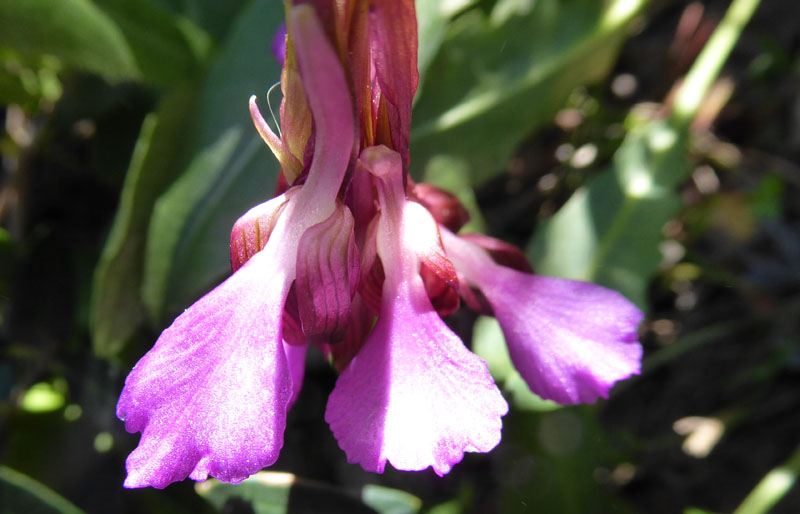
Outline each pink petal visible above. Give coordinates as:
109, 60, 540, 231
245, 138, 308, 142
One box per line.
230, 191, 295, 271
459, 232, 533, 273
284, 340, 307, 408
442, 230, 643, 405
278, 31, 312, 181
490, 271, 643, 404
325, 274, 507, 476
290, 5, 355, 198
249, 97, 303, 182
116, 250, 293, 489
327, 293, 375, 372
411, 183, 470, 233
295, 203, 359, 343
369, 0, 418, 169
327, 146, 507, 476
402, 201, 457, 287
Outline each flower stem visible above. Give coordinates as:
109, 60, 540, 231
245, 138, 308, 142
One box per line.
732, 443, 800, 514
671, 0, 761, 127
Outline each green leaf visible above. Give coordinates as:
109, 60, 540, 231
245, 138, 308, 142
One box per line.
732, 443, 800, 514
0, 466, 86, 514
154, 0, 251, 42
94, 0, 211, 84
0, 0, 210, 84
529, 0, 760, 309
410, 0, 648, 186
529, 119, 689, 308
361, 484, 422, 514
196, 472, 386, 514
498, 408, 635, 514
414, 0, 477, 94
19, 380, 67, 413
141, 0, 283, 323
0, 0, 139, 80
90, 85, 197, 359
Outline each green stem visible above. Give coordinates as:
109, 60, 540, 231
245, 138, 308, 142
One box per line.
732, 444, 800, 514
671, 0, 761, 126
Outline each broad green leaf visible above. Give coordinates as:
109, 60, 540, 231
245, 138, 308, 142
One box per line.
90, 85, 197, 359
0, 466, 86, 514
142, 0, 283, 323
196, 472, 381, 514
529, 119, 688, 308
0, 0, 139, 80
414, 0, 477, 94
410, 0, 648, 186
154, 0, 251, 42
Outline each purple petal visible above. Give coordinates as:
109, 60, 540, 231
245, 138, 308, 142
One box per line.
489, 271, 643, 404
271, 23, 287, 67
116, 250, 293, 489
442, 230, 643, 405
325, 274, 508, 476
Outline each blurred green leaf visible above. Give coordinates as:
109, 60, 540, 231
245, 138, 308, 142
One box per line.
154, 0, 250, 42
19, 380, 67, 413
530, 0, 760, 309
196, 472, 384, 514
0, 53, 61, 106
498, 408, 634, 514
361, 484, 421, 514
748, 174, 784, 221
410, 0, 648, 186
141, 0, 283, 323
0, 226, 12, 296
0, 466, 86, 514
732, 443, 800, 514
0, 0, 209, 85
94, 0, 211, 84
90, 85, 197, 359
414, 0, 477, 94
530, 119, 688, 308
0, 0, 139, 80
426, 499, 463, 514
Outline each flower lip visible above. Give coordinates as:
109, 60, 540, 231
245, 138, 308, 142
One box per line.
326, 146, 507, 475
117, 247, 295, 489
295, 203, 359, 343
441, 228, 644, 405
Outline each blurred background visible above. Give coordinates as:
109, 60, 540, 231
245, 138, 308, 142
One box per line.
1, 0, 799, 513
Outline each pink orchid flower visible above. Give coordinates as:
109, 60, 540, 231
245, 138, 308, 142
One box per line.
117, 0, 642, 489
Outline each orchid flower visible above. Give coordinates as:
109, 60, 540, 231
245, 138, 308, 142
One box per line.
117, 0, 643, 489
